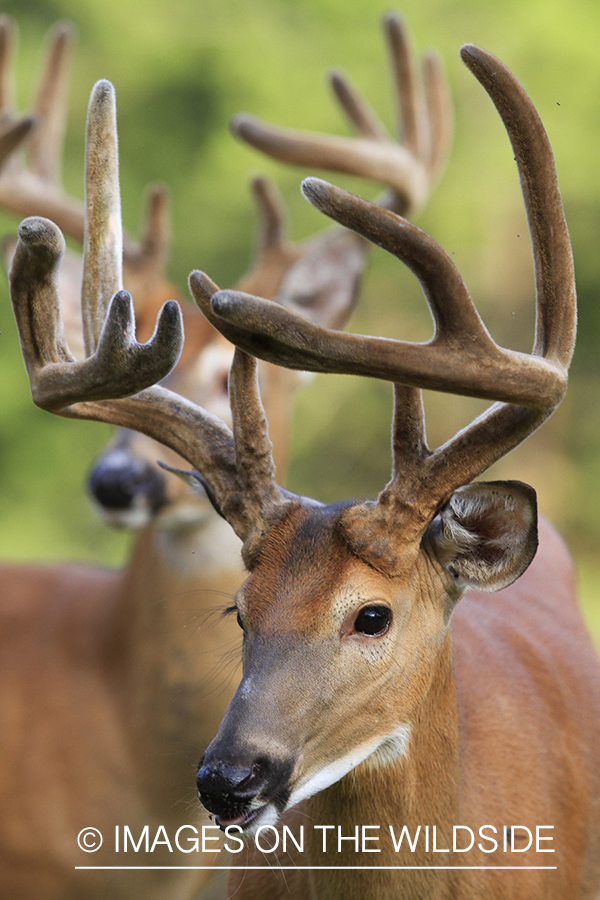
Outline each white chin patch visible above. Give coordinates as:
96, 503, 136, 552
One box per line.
155, 499, 213, 531
287, 723, 411, 808
238, 803, 282, 839
91, 499, 153, 530
91, 496, 213, 533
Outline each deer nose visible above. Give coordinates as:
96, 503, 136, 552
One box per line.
196, 752, 294, 825
196, 759, 269, 819
88, 446, 166, 513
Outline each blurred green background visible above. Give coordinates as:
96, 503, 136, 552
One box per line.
0, 0, 598, 645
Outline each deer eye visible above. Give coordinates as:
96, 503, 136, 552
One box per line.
353, 605, 391, 636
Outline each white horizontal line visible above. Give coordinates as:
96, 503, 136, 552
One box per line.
75, 865, 557, 871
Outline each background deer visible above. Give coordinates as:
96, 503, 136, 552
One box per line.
0, 15, 452, 900
10, 40, 597, 899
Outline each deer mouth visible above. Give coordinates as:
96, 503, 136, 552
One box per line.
215, 805, 266, 832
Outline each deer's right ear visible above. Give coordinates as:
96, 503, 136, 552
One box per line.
427, 481, 538, 593
277, 228, 367, 330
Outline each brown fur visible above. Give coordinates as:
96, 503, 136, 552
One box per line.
224, 518, 600, 900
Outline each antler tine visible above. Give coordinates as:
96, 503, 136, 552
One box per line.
251, 175, 289, 254
0, 115, 35, 169
227, 347, 287, 547
235, 176, 302, 300
423, 51, 453, 180
0, 15, 15, 110
460, 45, 575, 371
28, 21, 74, 186
120, 183, 171, 283
384, 13, 425, 163
230, 12, 452, 217
328, 69, 388, 142
0, 17, 37, 169
81, 80, 123, 355
182, 271, 290, 550
10, 80, 183, 412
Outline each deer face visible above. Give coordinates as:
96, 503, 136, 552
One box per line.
196, 482, 537, 832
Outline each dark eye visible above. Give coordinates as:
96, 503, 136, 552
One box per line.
353, 605, 391, 636
236, 610, 244, 630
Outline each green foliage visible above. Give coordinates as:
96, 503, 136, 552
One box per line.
0, 0, 598, 648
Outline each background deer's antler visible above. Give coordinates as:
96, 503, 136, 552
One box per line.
0, 16, 176, 312
231, 12, 453, 216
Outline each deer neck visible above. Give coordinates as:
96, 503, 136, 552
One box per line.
304, 636, 460, 900
114, 512, 244, 796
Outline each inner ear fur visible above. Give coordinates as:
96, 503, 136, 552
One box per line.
428, 480, 538, 592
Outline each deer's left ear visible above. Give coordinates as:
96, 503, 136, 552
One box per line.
428, 481, 538, 592
277, 229, 367, 330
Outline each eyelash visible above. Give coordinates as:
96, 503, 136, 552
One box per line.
223, 603, 245, 632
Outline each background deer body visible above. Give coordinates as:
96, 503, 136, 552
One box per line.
1, 16, 451, 899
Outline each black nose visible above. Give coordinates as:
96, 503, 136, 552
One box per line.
196, 760, 269, 820
196, 754, 294, 823
88, 447, 166, 512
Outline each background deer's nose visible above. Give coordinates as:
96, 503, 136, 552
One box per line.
88, 446, 166, 514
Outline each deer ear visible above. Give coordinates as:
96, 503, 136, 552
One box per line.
429, 481, 538, 592
277, 228, 367, 329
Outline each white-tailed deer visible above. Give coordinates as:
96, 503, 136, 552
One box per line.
2, 15, 452, 900
10, 42, 598, 899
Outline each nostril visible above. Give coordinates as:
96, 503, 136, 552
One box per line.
196, 761, 262, 793
196, 753, 295, 823
88, 469, 136, 509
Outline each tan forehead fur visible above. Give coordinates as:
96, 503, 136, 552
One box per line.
241, 503, 425, 635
